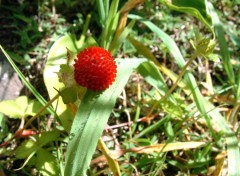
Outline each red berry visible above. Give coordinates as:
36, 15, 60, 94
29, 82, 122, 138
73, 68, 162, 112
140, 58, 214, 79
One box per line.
74, 47, 117, 91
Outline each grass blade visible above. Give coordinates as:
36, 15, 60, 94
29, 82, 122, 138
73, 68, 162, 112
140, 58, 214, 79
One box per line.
208, 2, 235, 85
165, 0, 213, 35
97, 138, 121, 175
64, 58, 148, 176
109, 20, 136, 55
137, 61, 169, 97
101, 0, 119, 49
96, 0, 106, 27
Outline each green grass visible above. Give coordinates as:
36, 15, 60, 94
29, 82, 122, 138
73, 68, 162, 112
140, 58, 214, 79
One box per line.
0, 0, 239, 175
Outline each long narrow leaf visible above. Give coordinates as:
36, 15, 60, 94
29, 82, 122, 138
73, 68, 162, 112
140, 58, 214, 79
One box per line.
102, 0, 120, 49
110, 20, 136, 55
137, 61, 169, 97
65, 58, 148, 176
165, 0, 213, 35
96, 0, 106, 27
208, 2, 235, 85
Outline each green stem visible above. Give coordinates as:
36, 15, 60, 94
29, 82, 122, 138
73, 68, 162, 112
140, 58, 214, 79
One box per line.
147, 52, 199, 116
79, 14, 91, 42
23, 94, 60, 129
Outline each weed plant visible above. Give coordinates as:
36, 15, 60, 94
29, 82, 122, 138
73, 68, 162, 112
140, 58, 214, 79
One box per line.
0, 0, 239, 175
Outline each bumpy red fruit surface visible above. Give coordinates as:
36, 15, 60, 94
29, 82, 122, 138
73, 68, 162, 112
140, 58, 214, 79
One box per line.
74, 47, 117, 91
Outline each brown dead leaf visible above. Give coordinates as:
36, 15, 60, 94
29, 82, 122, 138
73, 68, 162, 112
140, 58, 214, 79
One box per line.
214, 151, 227, 176
108, 142, 206, 159
109, 0, 145, 51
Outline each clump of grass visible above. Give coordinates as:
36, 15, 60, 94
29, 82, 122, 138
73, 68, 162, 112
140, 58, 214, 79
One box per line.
0, 0, 239, 175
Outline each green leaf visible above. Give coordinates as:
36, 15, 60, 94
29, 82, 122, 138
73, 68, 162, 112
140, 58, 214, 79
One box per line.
134, 114, 171, 139
208, 53, 220, 62
97, 0, 119, 49
0, 96, 48, 118
110, 20, 136, 55
64, 58, 148, 176
107, 0, 119, 23
104, 12, 120, 49
25, 99, 49, 117
84, 36, 99, 48
0, 96, 28, 118
15, 130, 60, 160
15, 140, 38, 159
59, 87, 78, 104
165, 0, 213, 35
128, 36, 159, 64
43, 15, 92, 132
15, 96, 29, 112
137, 61, 169, 96
16, 130, 60, 159
36, 148, 59, 176
102, 0, 120, 49
195, 38, 216, 57
43, 34, 83, 132
37, 130, 60, 147
208, 2, 235, 85
44, 28, 98, 131
0, 99, 22, 118
96, 0, 107, 27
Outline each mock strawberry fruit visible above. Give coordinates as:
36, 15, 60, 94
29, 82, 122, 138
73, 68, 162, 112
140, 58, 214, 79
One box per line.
74, 46, 117, 91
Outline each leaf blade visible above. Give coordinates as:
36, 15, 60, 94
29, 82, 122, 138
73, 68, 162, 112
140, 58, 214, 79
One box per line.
64, 58, 147, 176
